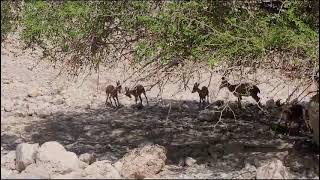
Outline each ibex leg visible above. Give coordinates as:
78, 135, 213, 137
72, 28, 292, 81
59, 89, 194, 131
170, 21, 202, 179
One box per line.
115, 96, 120, 107
105, 94, 109, 106
109, 96, 114, 106
139, 95, 143, 105
237, 96, 242, 108
113, 96, 119, 107
143, 92, 149, 105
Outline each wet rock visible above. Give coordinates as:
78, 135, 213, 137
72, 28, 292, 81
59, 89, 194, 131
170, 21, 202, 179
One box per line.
15, 143, 39, 172
256, 159, 292, 179
115, 144, 167, 178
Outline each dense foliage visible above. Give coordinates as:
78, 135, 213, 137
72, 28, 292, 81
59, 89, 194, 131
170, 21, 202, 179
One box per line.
1, 0, 319, 76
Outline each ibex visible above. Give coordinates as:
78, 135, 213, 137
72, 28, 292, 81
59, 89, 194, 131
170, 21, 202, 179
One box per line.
192, 82, 209, 105
105, 81, 122, 107
125, 84, 149, 105
219, 77, 261, 107
277, 101, 310, 135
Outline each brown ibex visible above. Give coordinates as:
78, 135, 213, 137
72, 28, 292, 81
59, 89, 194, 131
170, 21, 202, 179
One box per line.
125, 84, 149, 105
277, 100, 310, 135
105, 81, 122, 107
219, 77, 261, 108
192, 82, 209, 105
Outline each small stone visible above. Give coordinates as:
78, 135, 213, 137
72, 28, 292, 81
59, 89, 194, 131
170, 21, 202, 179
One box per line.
28, 89, 42, 98
185, 157, 197, 167
79, 153, 96, 165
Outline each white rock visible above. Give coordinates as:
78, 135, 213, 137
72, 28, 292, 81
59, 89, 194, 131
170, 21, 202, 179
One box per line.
52, 98, 65, 105
185, 157, 197, 166
23, 164, 50, 179
83, 160, 121, 179
185, 157, 197, 167
1, 167, 15, 179
236, 163, 257, 179
50, 170, 84, 179
15, 143, 39, 172
36, 141, 81, 174
79, 153, 96, 165
6, 172, 43, 179
28, 88, 42, 97
256, 159, 292, 179
116, 144, 167, 178
1, 151, 16, 170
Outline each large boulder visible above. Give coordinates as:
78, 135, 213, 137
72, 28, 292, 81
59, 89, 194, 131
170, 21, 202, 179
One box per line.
114, 144, 167, 179
256, 159, 292, 179
83, 160, 121, 179
35, 141, 81, 174
15, 143, 39, 172
308, 93, 319, 145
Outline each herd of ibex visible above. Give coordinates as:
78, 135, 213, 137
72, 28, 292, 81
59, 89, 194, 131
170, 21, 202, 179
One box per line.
105, 76, 262, 108
105, 71, 319, 136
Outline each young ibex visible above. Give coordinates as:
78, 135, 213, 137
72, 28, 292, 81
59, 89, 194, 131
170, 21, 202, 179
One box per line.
105, 81, 122, 107
192, 82, 209, 105
125, 84, 149, 105
277, 101, 310, 135
219, 77, 261, 107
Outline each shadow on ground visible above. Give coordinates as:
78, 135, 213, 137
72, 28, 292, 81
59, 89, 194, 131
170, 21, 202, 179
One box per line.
19, 98, 319, 173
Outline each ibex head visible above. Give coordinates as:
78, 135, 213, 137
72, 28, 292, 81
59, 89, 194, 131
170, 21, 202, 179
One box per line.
219, 77, 228, 90
116, 81, 122, 93
192, 83, 199, 93
124, 87, 131, 98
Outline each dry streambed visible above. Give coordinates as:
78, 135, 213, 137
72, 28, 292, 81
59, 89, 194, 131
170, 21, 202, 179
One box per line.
1, 41, 319, 178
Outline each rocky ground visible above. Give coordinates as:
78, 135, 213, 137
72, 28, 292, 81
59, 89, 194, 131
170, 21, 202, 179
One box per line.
1, 36, 319, 179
